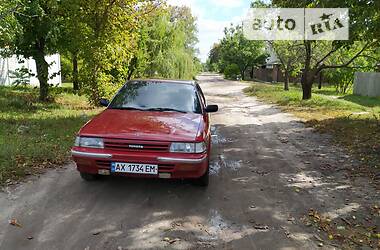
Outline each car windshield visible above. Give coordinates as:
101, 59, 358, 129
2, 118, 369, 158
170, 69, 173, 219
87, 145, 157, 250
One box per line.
109, 81, 202, 114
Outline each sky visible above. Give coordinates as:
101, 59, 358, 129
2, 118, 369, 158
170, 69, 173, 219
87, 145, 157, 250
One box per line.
167, 0, 253, 62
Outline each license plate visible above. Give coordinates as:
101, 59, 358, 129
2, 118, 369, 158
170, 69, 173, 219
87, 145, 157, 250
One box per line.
111, 162, 158, 175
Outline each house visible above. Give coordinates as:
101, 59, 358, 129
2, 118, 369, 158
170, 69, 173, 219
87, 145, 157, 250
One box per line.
0, 54, 61, 86
264, 44, 280, 69
247, 44, 282, 82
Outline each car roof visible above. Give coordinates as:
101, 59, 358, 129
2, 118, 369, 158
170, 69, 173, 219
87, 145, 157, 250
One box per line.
129, 79, 196, 86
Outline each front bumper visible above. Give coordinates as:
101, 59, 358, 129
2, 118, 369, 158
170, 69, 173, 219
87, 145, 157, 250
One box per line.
71, 147, 209, 179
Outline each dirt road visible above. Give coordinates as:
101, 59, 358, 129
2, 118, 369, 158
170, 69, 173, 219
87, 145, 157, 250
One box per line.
0, 74, 378, 249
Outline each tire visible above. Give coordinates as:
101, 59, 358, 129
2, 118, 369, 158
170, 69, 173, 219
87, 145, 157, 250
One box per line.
195, 166, 209, 187
80, 172, 98, 181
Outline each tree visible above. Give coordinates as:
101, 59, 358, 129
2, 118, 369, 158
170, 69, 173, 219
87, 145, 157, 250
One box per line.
129, 5, 199, 80
76, 0, 160, 104
207, 43, 222, 72
59, 0, 87, 91
269, 41, 304, 90
270, 0, 380, 99
0, 0, 19, 51
323, 42, 380, 93
0, 0, 62, 101
2, 0, 200, 104
217, 25, 267, 80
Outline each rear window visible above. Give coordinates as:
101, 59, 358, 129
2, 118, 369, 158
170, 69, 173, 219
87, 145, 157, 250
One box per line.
109, 81, 202, 114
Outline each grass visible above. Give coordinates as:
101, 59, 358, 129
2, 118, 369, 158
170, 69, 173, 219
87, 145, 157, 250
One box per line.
244, 82, 380, 180
61, 82, 73, 88
0, 86, 102, 185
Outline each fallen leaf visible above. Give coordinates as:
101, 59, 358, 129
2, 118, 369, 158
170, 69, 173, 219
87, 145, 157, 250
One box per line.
163, 237, 180, 244
9, 219, 22, 227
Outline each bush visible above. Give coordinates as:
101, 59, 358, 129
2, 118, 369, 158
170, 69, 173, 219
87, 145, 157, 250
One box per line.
60, 54, 73, 83
224, 64, 240, 80
8, 66, 31, 86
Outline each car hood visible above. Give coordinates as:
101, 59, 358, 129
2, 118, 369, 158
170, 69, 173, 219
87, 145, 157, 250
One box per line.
79, 109, 203, 142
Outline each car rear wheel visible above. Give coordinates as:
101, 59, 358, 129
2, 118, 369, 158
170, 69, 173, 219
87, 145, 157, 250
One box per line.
80, 172, 98, 181
195, 165, 209, 187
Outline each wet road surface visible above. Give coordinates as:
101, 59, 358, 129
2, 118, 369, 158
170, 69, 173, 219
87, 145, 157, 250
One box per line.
0, 74, 378, 249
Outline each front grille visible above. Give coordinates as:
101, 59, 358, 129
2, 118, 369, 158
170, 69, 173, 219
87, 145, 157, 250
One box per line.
104, 139, 169, 152
96, 160, 110, 168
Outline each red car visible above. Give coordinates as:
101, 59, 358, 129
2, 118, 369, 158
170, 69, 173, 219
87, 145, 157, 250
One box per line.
71, 80, 218, 186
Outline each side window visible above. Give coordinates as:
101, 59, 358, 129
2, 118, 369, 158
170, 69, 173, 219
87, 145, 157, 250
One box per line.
196, 84, 206, 107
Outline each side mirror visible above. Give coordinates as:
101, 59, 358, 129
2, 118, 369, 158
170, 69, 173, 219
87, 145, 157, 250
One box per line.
205, 105, 218, 113
99, 98, 110, 107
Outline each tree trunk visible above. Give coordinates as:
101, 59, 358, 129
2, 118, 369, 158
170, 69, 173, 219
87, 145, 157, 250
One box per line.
301, 71, 316, 100
72, 52, 79, 91
301, 41, 313, 100
127, 56, 137, 80
250, 66, 254, 79
89, 63, 101, 106
33, 49, 49, 102
284, 70, 289, 91
302, 81, 312, 99
318, 71, 322, 89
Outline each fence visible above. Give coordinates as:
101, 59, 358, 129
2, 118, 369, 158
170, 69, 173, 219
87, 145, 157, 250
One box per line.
354, 72, 380, 97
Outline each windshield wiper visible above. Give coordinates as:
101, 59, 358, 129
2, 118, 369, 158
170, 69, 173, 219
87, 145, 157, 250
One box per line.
110, 107, 147, 111
146, 108, 188, 113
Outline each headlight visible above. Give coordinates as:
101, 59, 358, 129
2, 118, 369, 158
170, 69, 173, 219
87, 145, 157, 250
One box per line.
170, 142, 206, 153
74, 136, 104, 148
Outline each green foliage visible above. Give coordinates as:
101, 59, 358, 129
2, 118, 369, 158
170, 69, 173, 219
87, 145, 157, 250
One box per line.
8, 66, 31, 86
58, 2, 201, 104
206, 43, 222, 72
1, 1, 200, 104
208, 25, 267, 80
136, 6, 199, 80
224, 64, 240, 80
0, 0, 20, 56
323, 42, 380, 94
60, 54, 73, 82
270, 41, 303, 81
0, 0, 63, 101
268, 0, 380, 99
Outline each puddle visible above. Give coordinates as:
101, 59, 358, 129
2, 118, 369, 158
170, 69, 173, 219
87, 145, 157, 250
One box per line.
211, 126, 234, 145
219, 155, 243, 171
210, 155, 243, 175
211, 134, 234, 144
198, 210, 231, 241
197, 210, 256, 243
210, 160, 221, 175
